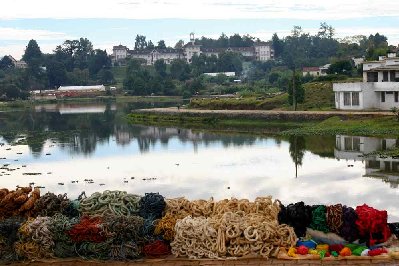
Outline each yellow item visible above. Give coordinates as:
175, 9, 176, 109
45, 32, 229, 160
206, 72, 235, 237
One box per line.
288, 247, 297, 257
309, 249, 318, 255
316, 244, 329, 251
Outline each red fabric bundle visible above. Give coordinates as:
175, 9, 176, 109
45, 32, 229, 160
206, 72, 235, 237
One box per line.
329, 244, 344, 253
355, 204, 391, 246
368, 248, 388, 256
297, 245, 309, 255
67, 216, 106, 243
143, 240, 170, 256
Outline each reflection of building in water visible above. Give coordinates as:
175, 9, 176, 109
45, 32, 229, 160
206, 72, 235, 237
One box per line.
35, 103, 116, 114
335, 135, 399, 188
113, 124, 258, 152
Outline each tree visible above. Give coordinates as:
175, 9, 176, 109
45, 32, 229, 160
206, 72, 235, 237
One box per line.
327, 60, 353, 75
318, 22, 335, 39
22, 40, 42, 65
170, 59, 191, 81
217, 33, 229, 48
98, 69, 114, 85
134, 35, 147, 50
229, 34, 243, 47
272, 33, 284, 58
46, 60, 67, 88
288, 73, 304, 109
157, 40, 166, 49
0, 56, 14, 70
154, 59, 167, 77
147, 40, 155, 50
88, 49, 111, 76
217, 52, 243, 73
174, 40, 185, 49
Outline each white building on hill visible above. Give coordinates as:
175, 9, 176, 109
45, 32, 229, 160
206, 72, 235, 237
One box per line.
112, 33, 274, 65
333, 53, 399, 110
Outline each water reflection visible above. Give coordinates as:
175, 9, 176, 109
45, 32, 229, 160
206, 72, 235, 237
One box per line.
335, 135, 399, 188
0, 103, 398, 221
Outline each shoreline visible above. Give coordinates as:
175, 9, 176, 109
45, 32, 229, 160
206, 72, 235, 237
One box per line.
129, 108, 399, 136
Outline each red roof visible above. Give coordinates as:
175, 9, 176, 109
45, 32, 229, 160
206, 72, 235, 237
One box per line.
303, 67, 320, 72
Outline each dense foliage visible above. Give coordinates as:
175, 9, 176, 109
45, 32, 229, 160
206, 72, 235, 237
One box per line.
0, 23, 397, 101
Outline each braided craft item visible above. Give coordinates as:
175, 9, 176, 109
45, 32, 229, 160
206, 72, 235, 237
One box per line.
170, 197, 298, 259
0, 186, 396, 262
0, 187, 40, 219
79, 190, 141, 216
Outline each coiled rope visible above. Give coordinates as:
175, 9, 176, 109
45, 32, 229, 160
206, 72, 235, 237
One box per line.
310, 205, 329, 233
79, 190, 141, 216
327, 204, 343, 234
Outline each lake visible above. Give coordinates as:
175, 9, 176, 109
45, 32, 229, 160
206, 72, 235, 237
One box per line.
0, 100, 398, 221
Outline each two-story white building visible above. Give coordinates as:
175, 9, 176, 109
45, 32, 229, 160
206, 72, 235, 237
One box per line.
112, 33, 274, 65
333, 53, 399, 110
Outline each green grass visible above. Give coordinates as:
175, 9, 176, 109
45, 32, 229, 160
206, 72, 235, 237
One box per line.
111, 66, 127, 88
189, 93, 288, 110
282, 116, 399, 136
128, 112, 399, 137
189, 81, 336, 110
295, 82, 335, 111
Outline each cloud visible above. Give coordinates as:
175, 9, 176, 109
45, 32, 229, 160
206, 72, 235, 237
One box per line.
1, 0, 399, 20
0, 27, 72, 41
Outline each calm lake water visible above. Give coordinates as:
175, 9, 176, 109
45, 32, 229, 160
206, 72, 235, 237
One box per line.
0, 101, 398, 221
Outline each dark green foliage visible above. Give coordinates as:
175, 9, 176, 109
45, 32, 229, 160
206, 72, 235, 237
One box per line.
170, 59, 191, 81
154, 59, 167, 77
0, 56, 14, 70
134, 35, 147, 50
327, 60, 353, 75
288, 73, 304, 106
157, 40, 166, 49
22, 40, 42, 65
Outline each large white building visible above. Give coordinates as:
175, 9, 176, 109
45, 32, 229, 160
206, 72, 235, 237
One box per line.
333, 53, 399, 110
112, 33, 274, 65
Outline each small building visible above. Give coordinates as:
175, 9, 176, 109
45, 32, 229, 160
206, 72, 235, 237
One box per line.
6, 55, 28, 69
333, 54, 399, 110
203, 72, 235, 77
303, 67, 321, 77
58, 85, 106, 92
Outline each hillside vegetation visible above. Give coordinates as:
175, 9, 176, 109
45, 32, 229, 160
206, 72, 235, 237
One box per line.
189, 81, 336, 110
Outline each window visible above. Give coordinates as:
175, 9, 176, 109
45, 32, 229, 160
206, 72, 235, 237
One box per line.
381, 92, 386, 102
383, 71, 389, 82
352, 137, 361, 151
352, 92, 360, 106
382, 139, 387, 150
344, 92, 351, 106
395, 92, 398, 102
344, 137, 352, 150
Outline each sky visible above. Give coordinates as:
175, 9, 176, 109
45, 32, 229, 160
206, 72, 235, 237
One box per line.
1, 0, 399, 59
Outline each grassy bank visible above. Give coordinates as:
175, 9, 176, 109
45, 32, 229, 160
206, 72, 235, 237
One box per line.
0, 96, 183, 109
189, 81, 335, 111
128, 112, 399, 136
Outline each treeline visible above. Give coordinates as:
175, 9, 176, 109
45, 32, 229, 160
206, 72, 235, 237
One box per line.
123, 51, 243, 97
0, 38, 114, 100
272, 23, 394, 68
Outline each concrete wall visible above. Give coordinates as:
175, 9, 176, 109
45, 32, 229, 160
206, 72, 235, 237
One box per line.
333, 82, 399, 110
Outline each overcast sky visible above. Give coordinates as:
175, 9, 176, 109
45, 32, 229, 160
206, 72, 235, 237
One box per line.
1, 0, 399, 58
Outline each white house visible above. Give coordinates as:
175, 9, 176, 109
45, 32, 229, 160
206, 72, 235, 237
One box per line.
333, 54, 399, 110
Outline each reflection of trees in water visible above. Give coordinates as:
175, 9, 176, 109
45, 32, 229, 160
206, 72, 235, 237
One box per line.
0, 103, 335, 157
288, 136, 306, 178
